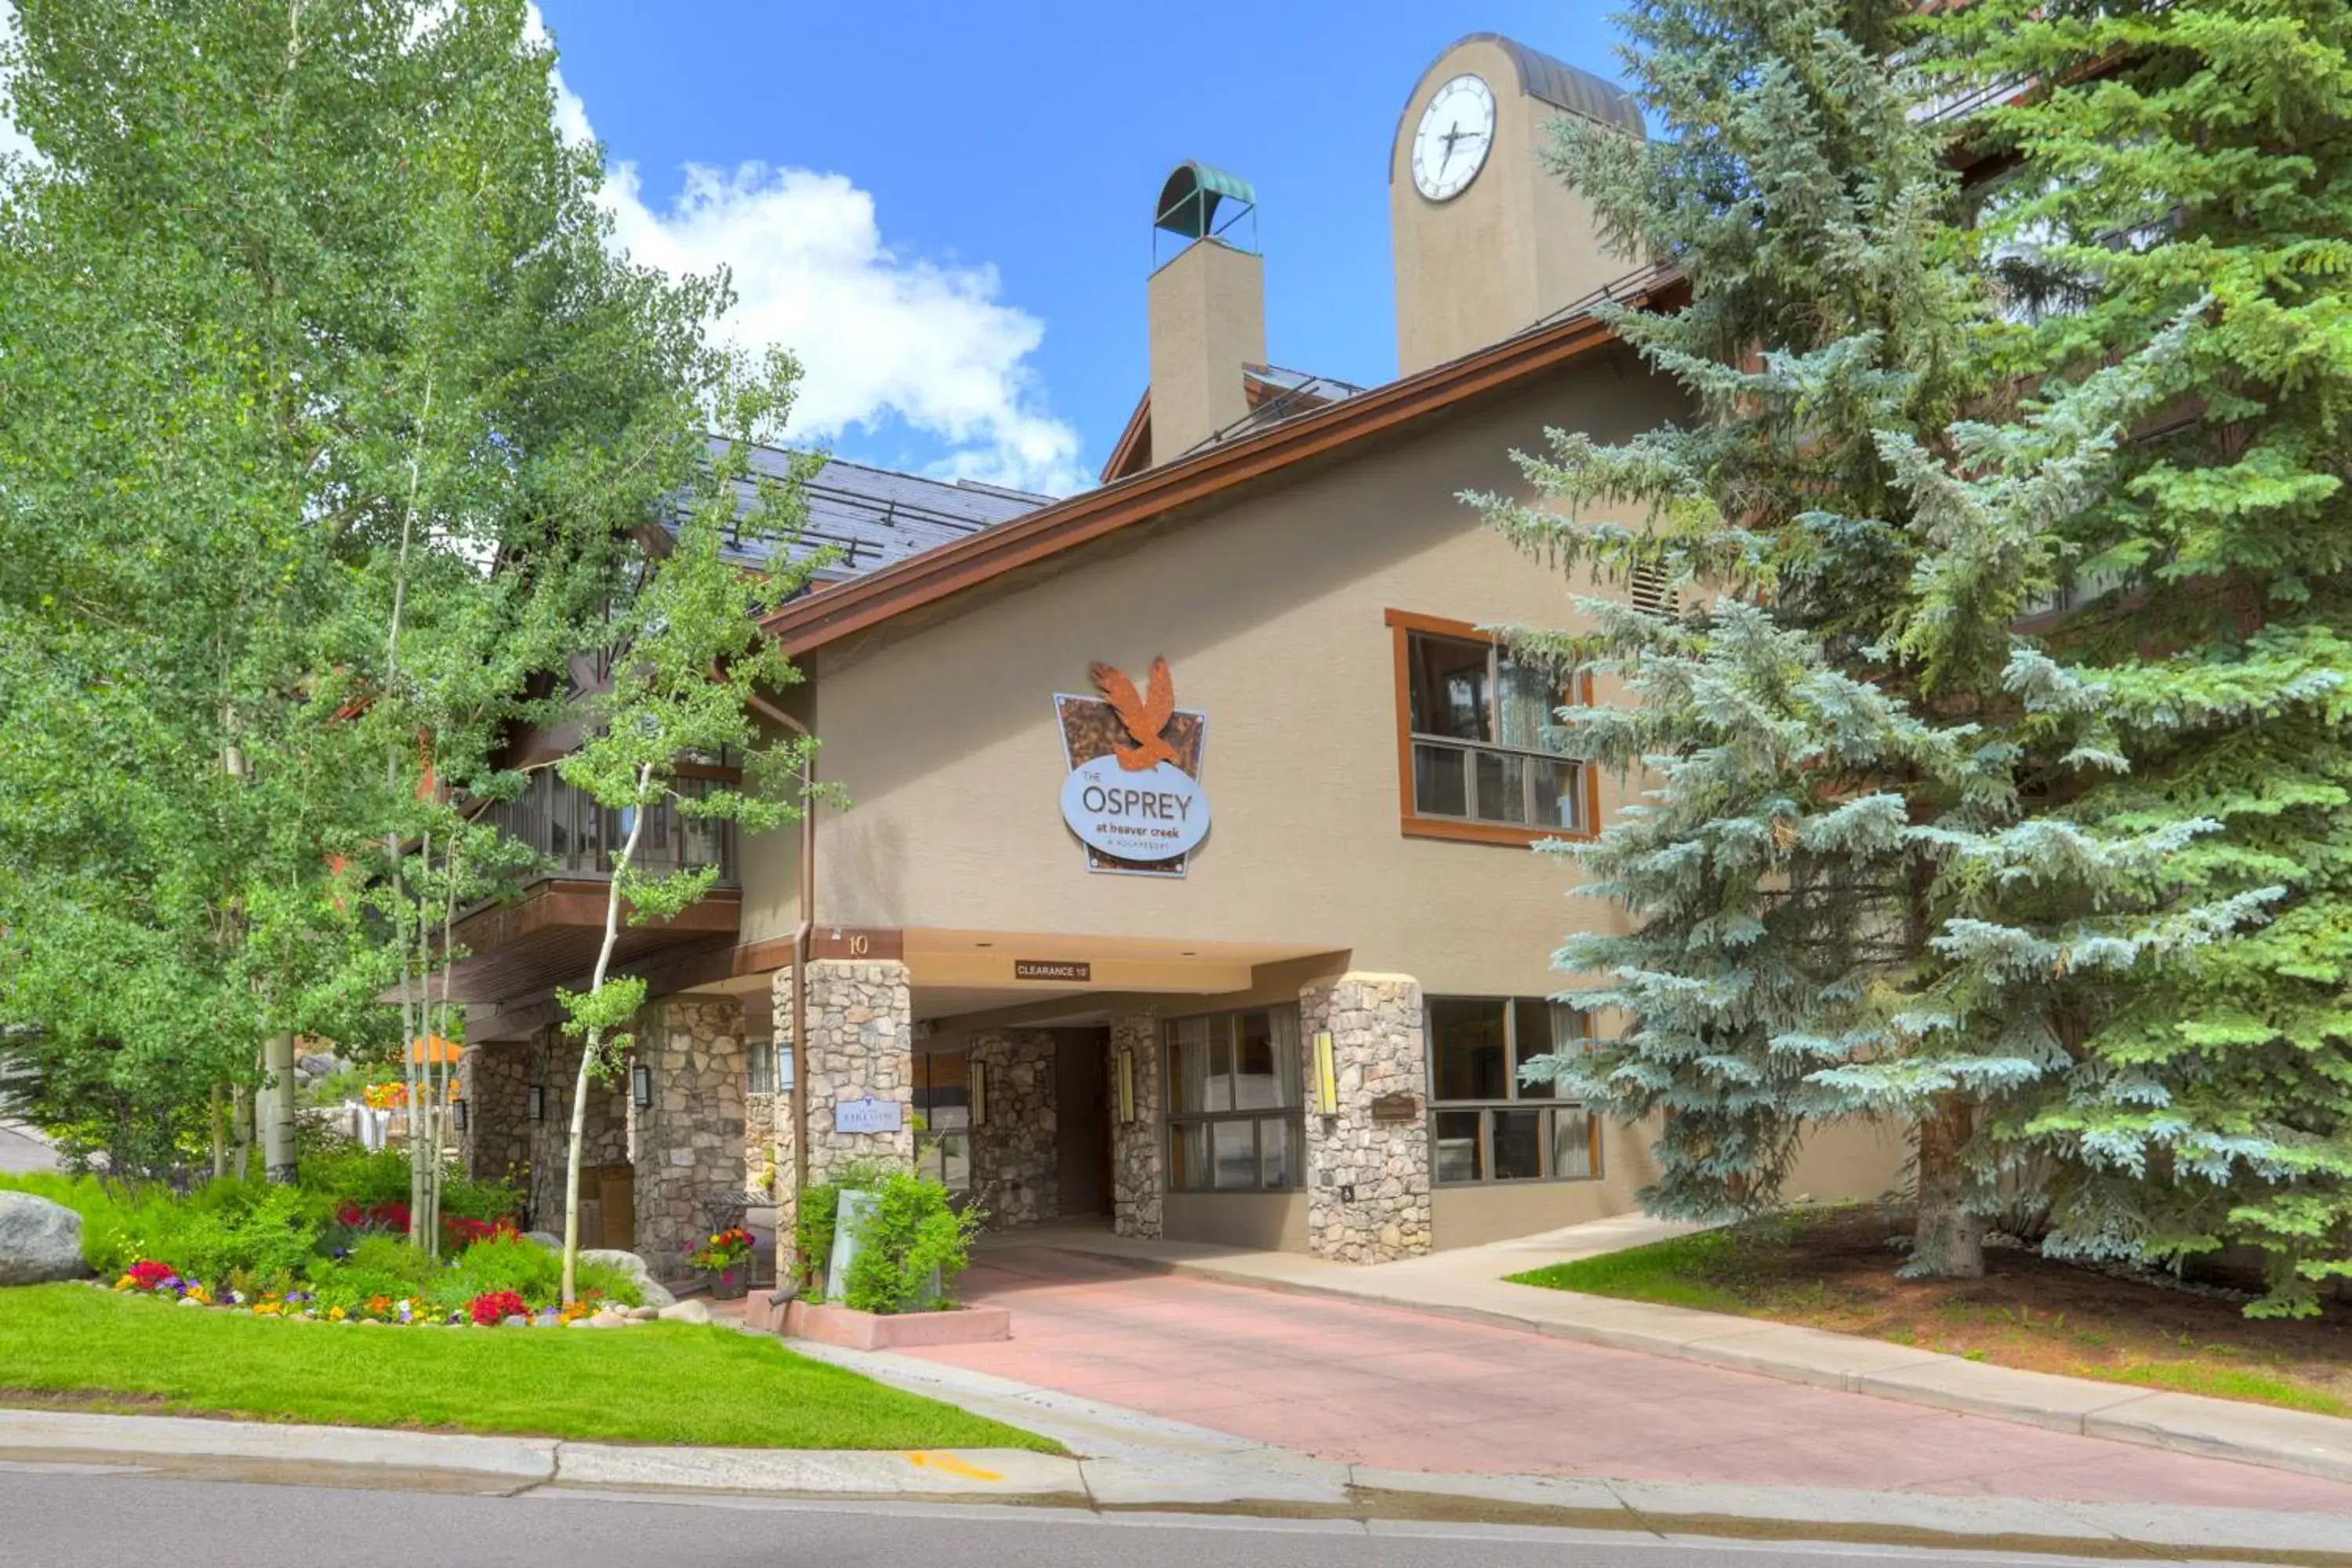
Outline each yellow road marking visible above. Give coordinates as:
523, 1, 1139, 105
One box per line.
904, 1450, 1003, 1482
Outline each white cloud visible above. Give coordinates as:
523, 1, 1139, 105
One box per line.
0, 1, 1088, 495
532, 13, 1088, 496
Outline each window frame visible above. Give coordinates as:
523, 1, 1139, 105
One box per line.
1163, 1007, 1306, 1194
1425, 995, 1602, 1188
1385, 608, 1598, 848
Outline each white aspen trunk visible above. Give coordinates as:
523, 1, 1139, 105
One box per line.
561, 767, 652, 1306
230, 1082, 252, 1181
260, 1032, 298, 1182
210, 1084, 227, 1179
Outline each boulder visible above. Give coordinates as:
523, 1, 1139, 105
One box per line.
588, 1308, 628, 1329
521, 1230, 563, 1250
0, 1192, 90, 1287
656, 1299, 713, 1325
580, 1248, 677, 1308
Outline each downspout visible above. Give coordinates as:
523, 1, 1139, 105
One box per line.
744, 692, 816, 1226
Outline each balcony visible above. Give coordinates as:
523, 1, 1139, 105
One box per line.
478, 767, 740, 887
437, 769, 742, 1008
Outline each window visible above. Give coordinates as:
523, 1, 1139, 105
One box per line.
1166, 1007, 1304, 1192
913, 1049, 971, 1195
1387, 610, 1592, 845
745, 1036, 779, 1096
1428, 996, 1599, 1186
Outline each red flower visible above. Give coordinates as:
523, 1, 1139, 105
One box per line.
466, 1289, 530, 1327
125, 1260, 174, 1291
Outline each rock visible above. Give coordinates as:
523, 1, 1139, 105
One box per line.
0, 1192, 90, 1287
580, 1248, 677, 1308
521, 1230, 562, 1250
500, 1315, 528, 1328
624, 1305, 659, 1321
589, 1308, 627, 1328
177, 1298, 203, 1308
567, 1319, 594, 1330
656, 1299, 712, 1325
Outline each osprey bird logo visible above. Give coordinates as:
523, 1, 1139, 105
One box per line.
1089, 657, 1181, 772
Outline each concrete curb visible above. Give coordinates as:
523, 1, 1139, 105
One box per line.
5, 1407, 2349, 1559
1127, 1252, 2352, 1488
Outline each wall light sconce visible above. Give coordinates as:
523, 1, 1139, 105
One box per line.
630, 1063, 652, 1110
1116, 1049, 1136, 1125
969, 1062, 989, 1129
528, 1085, 546, 1123
452, 1098, 469, 1134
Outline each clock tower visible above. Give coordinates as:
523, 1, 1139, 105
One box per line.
1388, 34, 1644, 376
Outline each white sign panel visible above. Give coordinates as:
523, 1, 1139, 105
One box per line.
1058, 757, 1211, 863
832, 1096, 904, 1134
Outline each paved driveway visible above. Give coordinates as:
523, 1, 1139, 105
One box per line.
904, 1246, 2352, 1515
0, 1123, 57, 1174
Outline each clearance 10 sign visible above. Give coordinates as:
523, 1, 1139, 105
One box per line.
1055, 658, 1210, 875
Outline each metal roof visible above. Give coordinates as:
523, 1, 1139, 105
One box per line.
1154, 160, 1258, 241
707, 440, 1051, 586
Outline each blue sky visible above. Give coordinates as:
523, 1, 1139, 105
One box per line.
536, 1, 1631, 494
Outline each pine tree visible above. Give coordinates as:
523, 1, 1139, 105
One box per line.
1929, 0, 2352, 1312
1476, 0, 2245, 1276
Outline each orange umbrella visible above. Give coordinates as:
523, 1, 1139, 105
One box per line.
408, 1034, 463, 1065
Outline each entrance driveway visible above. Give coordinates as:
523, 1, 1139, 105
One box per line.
902, 1246, 2352, 1515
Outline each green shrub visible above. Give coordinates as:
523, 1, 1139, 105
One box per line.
841, 1171, 982, 1316
791, 1157, 899, 1292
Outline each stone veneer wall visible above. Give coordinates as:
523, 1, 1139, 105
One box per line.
771, 960, 915, 1183
967, 1031, 1058, 1229
1106, 1011, 1163, 1239
457, 1039, 532, 1185
744, 1091, 779, 1198
1299, 973, 1432, 1263
523, 1025, 630, 1237
626, 996, 747, 1281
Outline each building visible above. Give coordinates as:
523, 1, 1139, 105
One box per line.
449, 34, 1904, 1279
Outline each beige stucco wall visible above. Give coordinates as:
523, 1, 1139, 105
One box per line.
1429, 1115, 1912, 1251
739, 353, 1684, 1008
1164, 1191, 1309, 1252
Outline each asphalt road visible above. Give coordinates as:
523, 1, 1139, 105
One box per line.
0, 1463, 2205, 1568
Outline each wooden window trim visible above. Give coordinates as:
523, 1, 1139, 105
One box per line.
1384, 608, 1599, 848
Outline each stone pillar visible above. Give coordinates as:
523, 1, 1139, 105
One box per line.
967, 1030, 1058, 1229
1106, 1011, 1163, 1239
523, 1025, 630, 1241
1299, 973, 1432, 1263
627, 995, 747, 1281
771, 960, 915, 1186
456, 1039, 532, 1185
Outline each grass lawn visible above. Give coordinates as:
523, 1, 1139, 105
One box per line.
1509, 1211, 2352, 1421
0, 1283, 1057, 1451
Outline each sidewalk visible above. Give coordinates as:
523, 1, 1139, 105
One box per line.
1000, 1219, 2352, 1488
8, 1401, 2352, 1560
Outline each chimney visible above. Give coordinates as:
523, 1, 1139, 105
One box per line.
1147, 162, 1266, 465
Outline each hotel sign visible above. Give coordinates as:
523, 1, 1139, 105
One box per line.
833, 1096, 904, 1134
1054, 658, 1210, 878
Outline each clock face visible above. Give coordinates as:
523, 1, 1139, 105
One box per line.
1410, 74, 1497, 201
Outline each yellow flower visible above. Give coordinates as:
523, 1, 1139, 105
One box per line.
328, 1305, 347, 1321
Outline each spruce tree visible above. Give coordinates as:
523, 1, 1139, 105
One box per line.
1477, 0, 2245, 1276
1929, 0, 2352, 1312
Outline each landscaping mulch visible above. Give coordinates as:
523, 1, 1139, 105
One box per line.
1516, 1207, 2352, 1419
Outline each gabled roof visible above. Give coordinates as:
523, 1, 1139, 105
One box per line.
712, 444, 1051, 586
1098, 362, 1371, 484
763, 265, 1682, 659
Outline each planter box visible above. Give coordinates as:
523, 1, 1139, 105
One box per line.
782, 1299, 1011, 1351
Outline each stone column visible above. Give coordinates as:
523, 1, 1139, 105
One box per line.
771, 960, 915, 1185
1106, 1011, 1163, 1239
524, 1025, 630, 1242
626, 996, 747, 1281
456, 1039, 532, 1186
967, 1030, 1058, 1229
1299, 973, 1432, 1263
744, 1090, 779, 1197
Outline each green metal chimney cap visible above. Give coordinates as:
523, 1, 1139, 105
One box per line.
1154, 161, 1258, 243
